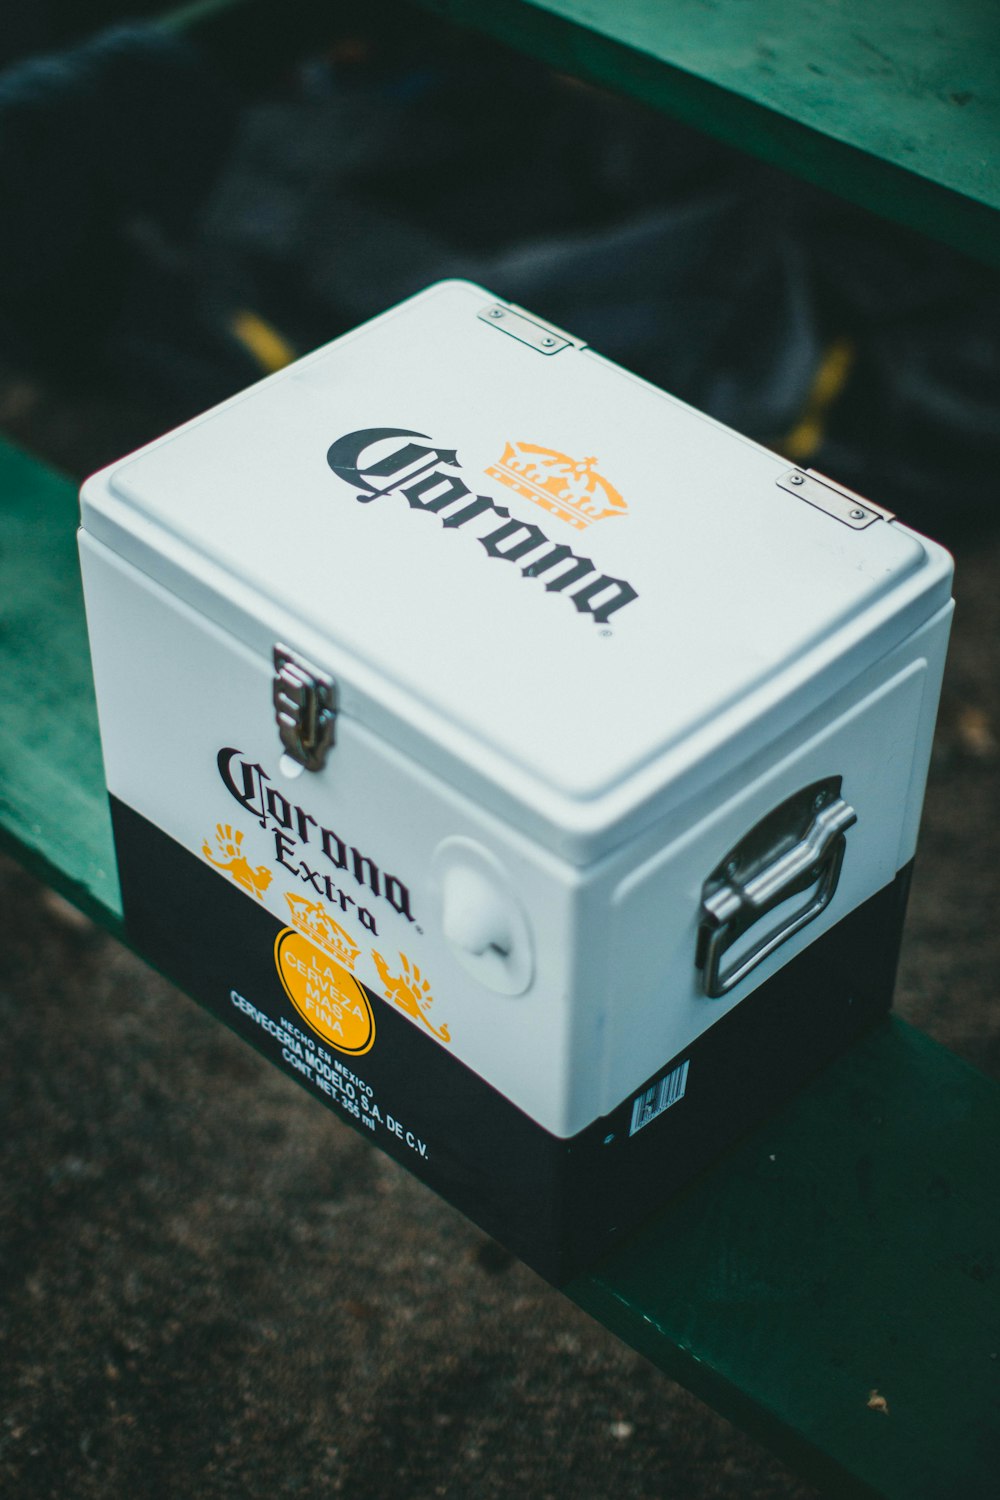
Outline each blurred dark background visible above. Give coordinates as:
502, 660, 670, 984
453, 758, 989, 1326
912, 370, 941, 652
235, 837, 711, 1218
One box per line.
1, 4, 999, 1497
2, 0, 999, 535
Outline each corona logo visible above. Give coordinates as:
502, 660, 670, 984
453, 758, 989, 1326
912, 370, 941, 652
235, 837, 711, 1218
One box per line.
275, 893, 374, 1055
284, 893, 361, 970
485, 442, 626, 530
217, 748, 415, 927
327, 425, 638, 625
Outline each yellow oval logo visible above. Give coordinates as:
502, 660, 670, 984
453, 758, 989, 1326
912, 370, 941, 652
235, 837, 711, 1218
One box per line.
274, 928, 375, 1055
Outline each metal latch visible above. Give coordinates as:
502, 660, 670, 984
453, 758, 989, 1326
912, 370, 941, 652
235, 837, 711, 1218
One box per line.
273, 645, 336, 772
695, 778, 857, 999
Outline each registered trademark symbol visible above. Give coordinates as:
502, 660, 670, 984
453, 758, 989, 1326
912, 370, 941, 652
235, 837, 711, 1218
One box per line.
600, 629, 613, 638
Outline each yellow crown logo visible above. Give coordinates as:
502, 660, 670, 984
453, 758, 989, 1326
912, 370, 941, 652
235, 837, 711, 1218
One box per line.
485, 441, 627, 530
284, 893, 361, 970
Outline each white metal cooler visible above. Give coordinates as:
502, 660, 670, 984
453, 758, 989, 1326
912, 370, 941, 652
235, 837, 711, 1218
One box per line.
78, 280, 953, 1282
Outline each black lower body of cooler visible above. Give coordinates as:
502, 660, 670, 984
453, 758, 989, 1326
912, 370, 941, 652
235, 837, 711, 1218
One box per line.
110, 797, 910, 1284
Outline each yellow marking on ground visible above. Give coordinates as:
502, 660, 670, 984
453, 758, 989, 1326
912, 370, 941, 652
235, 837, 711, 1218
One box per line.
782, 336, 856, 462
230, 310, 297, 373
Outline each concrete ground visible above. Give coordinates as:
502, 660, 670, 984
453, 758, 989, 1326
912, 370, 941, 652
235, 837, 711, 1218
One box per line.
2, 362, 1000, 1500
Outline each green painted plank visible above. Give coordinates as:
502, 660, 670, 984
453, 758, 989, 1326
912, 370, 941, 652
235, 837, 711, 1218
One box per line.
1, 437, 998, 1496
570, 1019, 1000, 1499
0, 441, 121, 929
410, 0, 1000, 269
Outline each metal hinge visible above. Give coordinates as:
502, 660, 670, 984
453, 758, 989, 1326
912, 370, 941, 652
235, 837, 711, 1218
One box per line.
273, 645, 336, 771
478, 302, 577, 355
777, 468, 894, 529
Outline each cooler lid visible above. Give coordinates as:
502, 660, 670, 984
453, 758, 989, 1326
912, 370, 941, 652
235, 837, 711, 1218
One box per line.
81, 280, 952, 861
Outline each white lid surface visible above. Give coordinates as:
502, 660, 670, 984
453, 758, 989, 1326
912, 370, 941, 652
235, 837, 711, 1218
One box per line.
82, 281, 951, 858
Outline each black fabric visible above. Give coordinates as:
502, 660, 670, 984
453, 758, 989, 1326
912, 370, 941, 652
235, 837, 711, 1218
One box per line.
0, 23, 237, 361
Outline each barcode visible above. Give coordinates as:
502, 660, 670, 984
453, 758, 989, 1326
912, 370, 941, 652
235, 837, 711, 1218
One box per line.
629, 1059, 690, 1137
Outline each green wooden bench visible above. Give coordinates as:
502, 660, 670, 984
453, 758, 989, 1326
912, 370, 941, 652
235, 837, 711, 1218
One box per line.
166, 0, 1000, 272
3, 438, 999, 1500
3, 1, 999, 1493
409, 0, 1000, 271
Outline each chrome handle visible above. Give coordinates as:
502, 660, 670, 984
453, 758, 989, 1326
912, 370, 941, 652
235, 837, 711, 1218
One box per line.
696, 779, 857, 999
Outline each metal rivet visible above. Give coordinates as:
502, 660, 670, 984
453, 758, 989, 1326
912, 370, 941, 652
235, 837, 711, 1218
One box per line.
850, 507, 867, 520
489, 308, 504, 318
541, 335, 557, 347
789, 473, 805, 486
